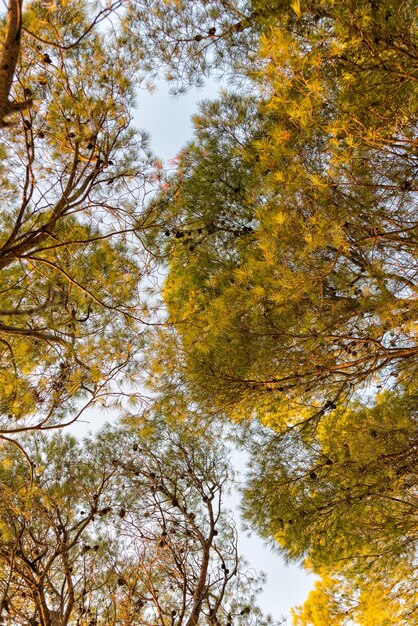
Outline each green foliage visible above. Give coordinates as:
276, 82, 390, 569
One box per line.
149, 0, 418, 425
241, 389, 418, 623
0, 419, 278, 625
243, 389, 417, 563
1, 0, 417, 622
0, 0, 154, 434
124, 0, 257, 92
144, 0, 418, 622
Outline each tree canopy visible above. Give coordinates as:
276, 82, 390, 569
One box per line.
0, 0, 155, 439
1, 0, 417, 624
0, 417, 278, 625
144, 0, 418, 622
152, 0, 418, 425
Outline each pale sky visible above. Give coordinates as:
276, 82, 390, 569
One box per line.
133, 78, 315, 623
2, 3, 312, 622
69, 76, 315, 624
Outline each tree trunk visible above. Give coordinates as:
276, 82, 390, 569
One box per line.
0, 0, 32, 127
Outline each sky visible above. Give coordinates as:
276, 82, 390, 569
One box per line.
131, 78, 315, 622
73, 407, 314, 622
65, 71, 314, 624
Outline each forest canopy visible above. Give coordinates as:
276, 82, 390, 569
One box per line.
0, 0, 417, 624
145, 0, 418, 622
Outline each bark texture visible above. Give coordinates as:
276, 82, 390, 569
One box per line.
0, 0, 32, 127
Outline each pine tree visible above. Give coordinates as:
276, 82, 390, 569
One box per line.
143, 1, 418, 621
148, 0, 418, 426
0, 0, 154, 436
0, 419, 278, 625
